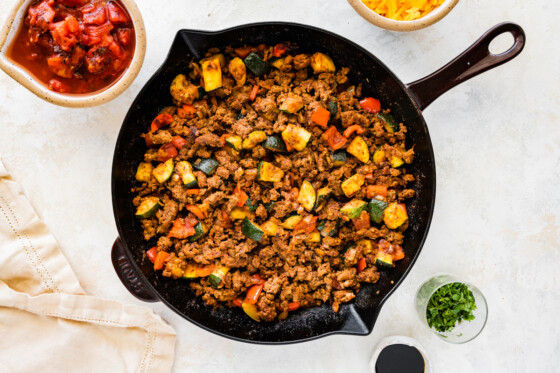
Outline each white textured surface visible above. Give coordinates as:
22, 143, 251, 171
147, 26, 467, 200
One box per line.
0, 0, 559, 372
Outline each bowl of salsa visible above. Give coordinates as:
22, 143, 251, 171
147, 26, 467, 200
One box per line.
0, 0, 146, 107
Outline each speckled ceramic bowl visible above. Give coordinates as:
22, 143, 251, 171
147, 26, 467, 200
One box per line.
347, 0, 459, 32
0, 0, 146, 108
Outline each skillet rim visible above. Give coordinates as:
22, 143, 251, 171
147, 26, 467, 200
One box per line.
111, 21, 436, 345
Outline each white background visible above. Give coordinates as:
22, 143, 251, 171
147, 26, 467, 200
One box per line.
0, 0, 559, 371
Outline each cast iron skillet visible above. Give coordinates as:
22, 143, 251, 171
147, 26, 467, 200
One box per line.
111, 22, 525, 344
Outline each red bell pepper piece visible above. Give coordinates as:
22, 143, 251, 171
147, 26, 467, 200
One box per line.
150, 113, 173, 132
343, 125, 364, 138
144, 133, 154, 148
249, 85, 259, 101
252, 274, 265, 285
366, 185, 388, 199
167, 218, 196, 239
146, 247, 158, 263
273, 43, 287, 58
287, 302, 300, 311
233, 185, 249, 207
245, 284, 264, 305
186, 189, 201, 195
293, 216, 318, 234
177, 104, 196, 119
157, 143, 178, 162
234, 46, 253, 59
153, 251, 170, 270
186, 205, 205, 220
357, 258, 367, 273
359, 97, 381, 114
310, 107, 330, 128
233, 298, 243, 307
171, 136, 187, 150
352, 210, 371, 230
107, 1, 129, 24
322, 126, 347, 150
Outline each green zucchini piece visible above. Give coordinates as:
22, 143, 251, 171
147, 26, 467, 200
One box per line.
297, 180, 316, 212
282, 124, 312, 151
316, 219, 326, 231
375, 252, 394, 268
241, 217, 264, 241
242, 131, 267, 149
209, 266, 230, 287
319, 218, 340, 237
368, 199, 388, 224
224, 135, 243, 151
136, 162, 153, 182
378, 112, 399, 133
281, 215, 303, 230
175, 161, 197, 187
313, 187, 331, 212
246, 197, 258, 212
341, 173, 365, 197
264, 201, 275, 213
257, 161, 284, 182
153, 159, 174, 184
197, 86, 206, 99
279, 93, 304, 114
328, 101, 338, 117
243, 52, 270, 77
193, 158, 219, 175
189, 222, 206, 242
135, 197, 162, 219
263, 136, 287, 152
331, 151, 347, 167
236, 112, 244, 120
340, 199, 367, 219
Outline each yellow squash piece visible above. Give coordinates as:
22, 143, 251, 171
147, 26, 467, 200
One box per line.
201, 56, 223, 92
383, 203, 408, 229
170, 74, 199, 105
230, 207, 254, 220
282, 124, 312, 151
347, 136, 370, 163
228, 57, 246, 87
310, 52, 336, 74
152, 159, 174, 184
242, 301, 261, 322
261, 220, 279, 236
341, 173, 365, 197
242, 131, 267, 149
373, 148, 386, 164
390, 156, 404, 168
281, 215, 303, 230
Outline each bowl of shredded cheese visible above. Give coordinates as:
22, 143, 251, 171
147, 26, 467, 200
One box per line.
347, 0, 459, 31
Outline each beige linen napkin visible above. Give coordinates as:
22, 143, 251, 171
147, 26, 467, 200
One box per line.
0, 160, 176, 373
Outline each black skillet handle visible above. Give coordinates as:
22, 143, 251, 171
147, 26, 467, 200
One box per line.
111, 238, 159, 302
407, 22, 525, 111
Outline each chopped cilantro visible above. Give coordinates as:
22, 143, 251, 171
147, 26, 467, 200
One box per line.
426, 282, 477, 333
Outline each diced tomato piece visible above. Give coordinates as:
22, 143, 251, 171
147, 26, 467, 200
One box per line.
352, 210, 371, 230
234, 46, 253, 59
157, 143, 178, 162
273, 43, 287, 58
48, 78, 70, 93
81, 21, 114, 47
116, 28, 131, 46
107, 1, 129, 23
233, 298, 243, 307
49, 16, 80, 52
245, 284, 264, 305
287, 302, 300, 311
153, 251, 170, 270
293, 216, 318, 234
47, 55, 72, 78
146, 247, 158, 263
82, 4, 107, 25
249, 85, 259, 101
168, 218, 196, 239
366, 185, 388, 200
357, 258, 367, 273
233, 185, 249, 207
151, 113, 174, 132
322, 126, 347, 150
27, 0, 56, 29
171, 136, 187, 150
310, 107, 330, 128
359, 97, 381, 114
252, 274, 265, 285
186, 204, 205, 220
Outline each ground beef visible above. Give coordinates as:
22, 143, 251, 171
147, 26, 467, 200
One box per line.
133, 44, 415, 322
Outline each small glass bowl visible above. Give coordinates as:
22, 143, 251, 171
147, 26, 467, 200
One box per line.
415, 274, 488, 343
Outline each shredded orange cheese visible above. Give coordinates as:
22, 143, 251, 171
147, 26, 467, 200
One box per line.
361, 0, 445, 21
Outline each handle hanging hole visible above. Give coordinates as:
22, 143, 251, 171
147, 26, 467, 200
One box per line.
489, 32, 515, 56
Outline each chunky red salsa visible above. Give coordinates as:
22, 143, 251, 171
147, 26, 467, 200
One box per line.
9, 0, 135, 94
